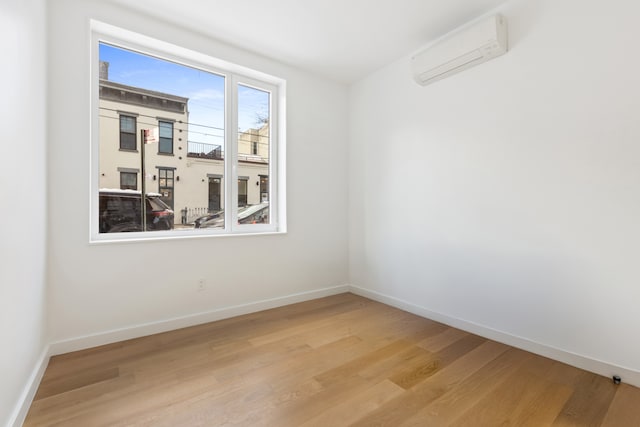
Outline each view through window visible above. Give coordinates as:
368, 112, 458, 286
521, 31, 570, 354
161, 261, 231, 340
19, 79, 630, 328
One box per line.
96, 41, 276, 236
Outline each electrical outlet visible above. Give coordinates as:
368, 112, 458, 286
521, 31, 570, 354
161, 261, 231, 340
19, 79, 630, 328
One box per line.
197, 279, 206, 292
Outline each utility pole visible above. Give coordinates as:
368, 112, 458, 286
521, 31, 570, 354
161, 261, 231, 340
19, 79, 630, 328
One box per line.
140, 129, 147, 231
141, 127, 159, 231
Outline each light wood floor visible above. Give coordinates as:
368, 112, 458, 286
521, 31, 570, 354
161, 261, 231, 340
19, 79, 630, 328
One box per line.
24, 293, 640, 426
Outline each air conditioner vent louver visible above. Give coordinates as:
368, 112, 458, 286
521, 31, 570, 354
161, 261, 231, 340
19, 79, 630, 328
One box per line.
411, 14, 508, 86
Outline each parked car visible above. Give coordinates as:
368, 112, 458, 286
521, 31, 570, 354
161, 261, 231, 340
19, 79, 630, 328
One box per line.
197, 203, 269, 228
193, 210, 224, 228
99, 189, 174, 233
238, 203, 269, 224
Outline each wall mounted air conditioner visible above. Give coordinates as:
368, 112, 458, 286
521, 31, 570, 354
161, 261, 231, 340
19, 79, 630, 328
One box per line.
411, 14, 508, 86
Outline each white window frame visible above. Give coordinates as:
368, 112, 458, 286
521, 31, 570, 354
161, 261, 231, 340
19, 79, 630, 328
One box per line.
89, 21, 286, 243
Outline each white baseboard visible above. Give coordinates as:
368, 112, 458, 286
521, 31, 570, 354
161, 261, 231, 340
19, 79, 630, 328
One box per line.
7, 345, 50, 427
49, 284, 350, 356
348, 284, 640, 388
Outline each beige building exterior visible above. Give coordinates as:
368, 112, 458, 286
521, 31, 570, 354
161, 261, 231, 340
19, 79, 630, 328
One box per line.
98, 63, 269, 225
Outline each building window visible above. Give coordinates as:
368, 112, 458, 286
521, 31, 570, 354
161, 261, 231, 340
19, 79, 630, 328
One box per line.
119, 115, 136, 150
238, 177, 248, 207
92, 23, 285, 240
259, 175, 269, 203
158, 121, 173, 154
208, 175, 222, 212
120, 171, 137, 190
158, 168, 175, 209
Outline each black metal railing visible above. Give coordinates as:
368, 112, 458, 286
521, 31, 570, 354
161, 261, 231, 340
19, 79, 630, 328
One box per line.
180, 206, 222, 224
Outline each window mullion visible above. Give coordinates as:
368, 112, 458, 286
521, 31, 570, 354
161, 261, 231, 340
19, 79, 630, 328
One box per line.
226, 74, 239, 233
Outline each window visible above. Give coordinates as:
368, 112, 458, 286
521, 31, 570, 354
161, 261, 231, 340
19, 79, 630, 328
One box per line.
208, 176, 222, 212
157, 168, 175, 209
238, 178, 248, 207
119, 115, 136, 150
120, 171, 137, 190
259, 175, 269, 203
92, 22, 285, 241
158, 121, 173, 154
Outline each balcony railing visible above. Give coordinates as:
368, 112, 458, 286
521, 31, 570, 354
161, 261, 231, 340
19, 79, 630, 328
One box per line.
186, 141, 268, 164
187, 142, 223, 160
238, 153, 269, 164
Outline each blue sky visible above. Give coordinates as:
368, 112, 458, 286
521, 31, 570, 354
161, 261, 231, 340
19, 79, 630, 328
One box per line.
99, 43, 269, 148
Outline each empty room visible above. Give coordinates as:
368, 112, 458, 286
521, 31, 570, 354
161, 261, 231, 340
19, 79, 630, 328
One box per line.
2, 0, 640, 425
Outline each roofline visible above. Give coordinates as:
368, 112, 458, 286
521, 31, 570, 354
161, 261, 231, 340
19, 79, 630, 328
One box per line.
99, 79, 189, 103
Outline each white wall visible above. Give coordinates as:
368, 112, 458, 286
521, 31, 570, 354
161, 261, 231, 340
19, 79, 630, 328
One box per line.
349, 0, 640, 384
0, 0, 49, 425
47, 0, 349, 349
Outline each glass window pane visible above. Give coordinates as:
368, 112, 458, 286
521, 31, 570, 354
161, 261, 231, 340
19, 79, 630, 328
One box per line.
120, 172, 137, 190
119, 116, 137, 150
120, 133, 136, 150
159, 121, 173, 154
237, 84, 270, 225
98, 42, 226, 233
159, 121, 173, 137
120, 116, 136, 132
159, 138, 172, 154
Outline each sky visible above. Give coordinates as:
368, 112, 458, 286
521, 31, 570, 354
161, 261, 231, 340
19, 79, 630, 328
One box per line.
99, 43, 269, 149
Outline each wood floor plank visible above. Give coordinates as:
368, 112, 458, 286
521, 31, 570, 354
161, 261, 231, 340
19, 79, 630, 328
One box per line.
417, 326, 470, 352
449, 358, 573, 426
41, 293, 365, 383
299, 379, 404, 427
314, 339, 415, 387
552, 370, 618, 426
601, 383, 640, 427
512, 378, 575, 427
24, 373, 136, 421
33, 365, 120, 400
398, 348, 533, 426
23, 293, 640, 426
349, 340, 511, 426
124, 335, 377, 426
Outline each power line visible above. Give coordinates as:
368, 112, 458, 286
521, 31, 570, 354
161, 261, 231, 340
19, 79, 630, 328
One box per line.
100, 106, 271, 135
98, 114, 271, 146
99, 114, 223, 140
99, 106, 225, 132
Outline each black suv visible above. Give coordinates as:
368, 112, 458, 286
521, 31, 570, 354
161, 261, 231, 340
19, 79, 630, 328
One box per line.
99, 189, 174, 233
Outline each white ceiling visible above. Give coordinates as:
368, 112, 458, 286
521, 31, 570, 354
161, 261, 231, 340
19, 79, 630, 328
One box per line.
109, 0, 509, 83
